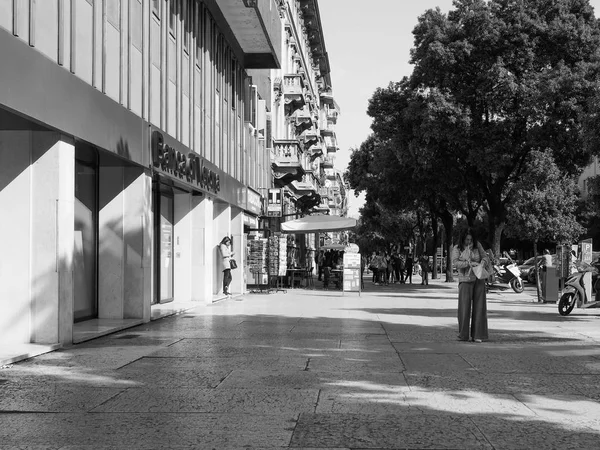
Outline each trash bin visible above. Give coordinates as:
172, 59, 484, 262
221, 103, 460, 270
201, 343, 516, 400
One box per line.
544, 267, 559, 303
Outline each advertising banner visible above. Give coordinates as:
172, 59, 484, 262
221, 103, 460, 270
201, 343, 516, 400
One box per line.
343, 252, 361, 295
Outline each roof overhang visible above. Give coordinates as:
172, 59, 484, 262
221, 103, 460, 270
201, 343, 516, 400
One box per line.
215, 0, 282, 69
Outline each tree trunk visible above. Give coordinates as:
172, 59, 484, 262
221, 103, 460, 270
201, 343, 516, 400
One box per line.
431, 214, 439, 280
488, 220, 505, 257
534, 241, 542, 302
440, 211, 454, 282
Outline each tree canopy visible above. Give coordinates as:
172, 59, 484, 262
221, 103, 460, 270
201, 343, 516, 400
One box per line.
346, 0, 600, 257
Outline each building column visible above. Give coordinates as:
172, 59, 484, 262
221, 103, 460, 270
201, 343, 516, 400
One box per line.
98, 164, 149, 320
191, 195, 214, 303
230, 207, 244, 295
0, 131, 75, 346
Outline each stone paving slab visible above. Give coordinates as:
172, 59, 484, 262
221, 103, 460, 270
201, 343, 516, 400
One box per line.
470, 416, 600, 449
315, 388, 533, 417
404, 372, 587, 396
513, 393, 600, 422
217, 369, 407, 390
0, 413, 295, 448
307, 354, 404, 373
0, 385, 124, 412
400, 352, 476, 373
148, 337, 343, 353
289, 413, 493, 449
461, 353, 600, 375
91, 387, 319, 414
0, 447, 350, 450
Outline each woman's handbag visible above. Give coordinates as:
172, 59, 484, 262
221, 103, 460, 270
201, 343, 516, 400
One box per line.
472, 261, 490, 280
229, 259, 238, 270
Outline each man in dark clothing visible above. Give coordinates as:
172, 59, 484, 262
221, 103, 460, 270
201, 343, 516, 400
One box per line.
405, 255, 414, 284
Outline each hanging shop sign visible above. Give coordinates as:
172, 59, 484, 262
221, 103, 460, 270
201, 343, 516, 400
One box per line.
247, 188, 263, 215
151, 131, 220, 194
267, 188, 283, 217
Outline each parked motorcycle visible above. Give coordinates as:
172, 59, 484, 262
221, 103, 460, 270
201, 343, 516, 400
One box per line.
558, 262, 600, 316
489, 263, 524, 293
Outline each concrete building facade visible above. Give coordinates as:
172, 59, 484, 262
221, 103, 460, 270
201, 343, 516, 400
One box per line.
0, 0, 344, 364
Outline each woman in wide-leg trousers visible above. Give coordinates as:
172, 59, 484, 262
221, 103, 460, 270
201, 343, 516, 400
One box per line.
457, 279, 488, 341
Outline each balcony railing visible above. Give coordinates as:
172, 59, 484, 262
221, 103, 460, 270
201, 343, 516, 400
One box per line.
273, 139, 302, 160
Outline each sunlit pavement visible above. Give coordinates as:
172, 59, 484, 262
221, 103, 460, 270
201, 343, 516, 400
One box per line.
1, 276, 600, 449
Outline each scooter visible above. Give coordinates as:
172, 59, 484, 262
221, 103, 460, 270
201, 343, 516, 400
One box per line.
489, 263, 524, 293
558, 263, 600, 316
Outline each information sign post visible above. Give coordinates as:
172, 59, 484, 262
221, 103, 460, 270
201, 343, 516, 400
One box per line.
342, 252, 361, 296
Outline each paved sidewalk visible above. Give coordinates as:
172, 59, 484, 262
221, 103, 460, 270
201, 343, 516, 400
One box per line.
1, 277, 600, 449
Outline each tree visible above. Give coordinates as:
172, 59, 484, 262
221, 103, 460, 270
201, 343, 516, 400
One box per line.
409, 0, 600, 254
506, 150, 584, 301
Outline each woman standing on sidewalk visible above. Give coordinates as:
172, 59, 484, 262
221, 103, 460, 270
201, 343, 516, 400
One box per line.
452, 229, 490, 342
218, 236, 235, 296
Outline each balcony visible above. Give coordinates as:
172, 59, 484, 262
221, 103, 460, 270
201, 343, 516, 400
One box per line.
291, 179, 317, 195
320, 89, 335, 106
312, 202, 330, 213
326, 107, 339, 123
294, 106, 313, 134
273, 139, 302, 159
283, 74, 306, 115
309, 144, 323, 162
295, 191, 322, 213
324, 135, 337, 153
322, 156, 334, 168
303, 128, 320, 150
320, 122, 335, 137
214, 0, 282, 69
272, 139, 305, 187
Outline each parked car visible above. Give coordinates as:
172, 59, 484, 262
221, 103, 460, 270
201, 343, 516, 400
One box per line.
519, 254, 558, 283
518, 257, 537, 283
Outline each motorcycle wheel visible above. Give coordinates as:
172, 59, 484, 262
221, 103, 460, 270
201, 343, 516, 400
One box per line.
510, 278, 524, 293
558, 292, 577, 316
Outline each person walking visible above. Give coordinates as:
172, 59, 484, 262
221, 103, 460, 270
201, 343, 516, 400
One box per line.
383, 251, 391, 285
317, 250, 325, 281
218, 236, 235, 296
398, 253, 406, 283
452, 228, 490, 342
405, 254, 414, 284
420, 254, 430, 285
540, 249, 553, 302
369, 251, 378, 284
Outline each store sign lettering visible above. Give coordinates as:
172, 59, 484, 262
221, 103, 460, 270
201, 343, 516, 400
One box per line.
152, 131, 220, 194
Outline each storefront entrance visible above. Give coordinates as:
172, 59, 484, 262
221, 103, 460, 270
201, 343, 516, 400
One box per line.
154, 182, 175, 304
74, 144, 98, 322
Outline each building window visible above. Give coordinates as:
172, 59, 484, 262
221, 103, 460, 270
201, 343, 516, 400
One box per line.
107, 0, 120, 30
152, 0, 160, 19
169, 0, 176, 36
231, 58, 236, 110
183, 0, 189, 53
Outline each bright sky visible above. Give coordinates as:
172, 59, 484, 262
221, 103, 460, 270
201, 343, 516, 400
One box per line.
318, 0, 600, 218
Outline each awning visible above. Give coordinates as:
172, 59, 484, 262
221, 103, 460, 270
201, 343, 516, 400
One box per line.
320, 244, 347, 250
281, 215, 357, 233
